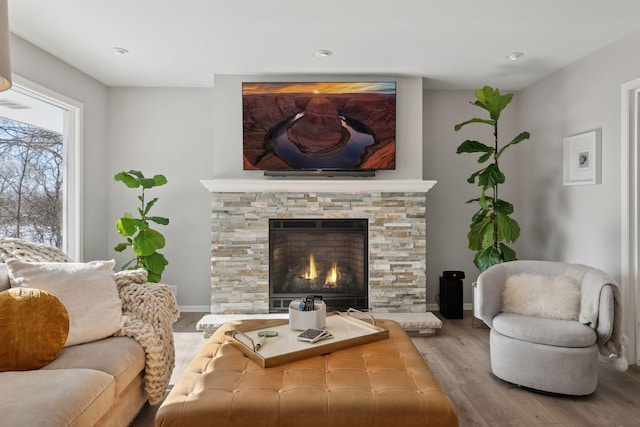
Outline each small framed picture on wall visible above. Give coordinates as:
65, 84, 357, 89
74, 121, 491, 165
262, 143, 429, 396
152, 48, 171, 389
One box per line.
563, 129, 601, 186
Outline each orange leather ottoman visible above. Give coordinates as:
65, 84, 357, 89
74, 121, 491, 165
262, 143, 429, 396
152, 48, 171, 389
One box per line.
156, 319, 458, 427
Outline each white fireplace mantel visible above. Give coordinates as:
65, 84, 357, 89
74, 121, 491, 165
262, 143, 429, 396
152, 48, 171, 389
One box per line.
201, 178, 437, 193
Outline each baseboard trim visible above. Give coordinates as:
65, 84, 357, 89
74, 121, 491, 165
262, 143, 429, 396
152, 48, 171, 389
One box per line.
180, 304, 473, 314
426, 303, 473, 311
178, 305, 211, 312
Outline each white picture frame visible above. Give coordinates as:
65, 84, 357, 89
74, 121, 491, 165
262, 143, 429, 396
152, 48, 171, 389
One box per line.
563, 129, 601, 186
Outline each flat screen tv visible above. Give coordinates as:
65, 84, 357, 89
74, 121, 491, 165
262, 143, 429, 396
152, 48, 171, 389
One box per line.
242, 82, 396, 172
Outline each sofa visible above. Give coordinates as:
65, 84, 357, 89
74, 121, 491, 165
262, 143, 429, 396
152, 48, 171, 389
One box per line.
0, 238, 180, 427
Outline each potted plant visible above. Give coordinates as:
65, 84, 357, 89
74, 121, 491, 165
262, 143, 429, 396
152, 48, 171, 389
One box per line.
454, 86, 530, 271
114, 170, 169, 282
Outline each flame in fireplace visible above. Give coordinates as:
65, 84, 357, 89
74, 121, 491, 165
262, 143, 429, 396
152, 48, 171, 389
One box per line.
324, 262, 339, 288
303, 253, 317, 280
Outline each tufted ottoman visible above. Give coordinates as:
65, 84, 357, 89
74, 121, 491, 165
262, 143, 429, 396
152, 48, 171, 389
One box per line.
155, 319, 458, 427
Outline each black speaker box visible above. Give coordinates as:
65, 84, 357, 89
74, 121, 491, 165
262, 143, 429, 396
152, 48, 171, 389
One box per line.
439, 276, 463, 319
443, 270, 465, 280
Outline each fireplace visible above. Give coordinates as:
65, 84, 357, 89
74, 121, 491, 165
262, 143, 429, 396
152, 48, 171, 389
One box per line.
203, 179, 435, 314
269, 218, 368, 312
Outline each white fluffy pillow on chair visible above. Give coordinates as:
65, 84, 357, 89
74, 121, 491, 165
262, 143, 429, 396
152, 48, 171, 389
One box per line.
502, 273, 581, 321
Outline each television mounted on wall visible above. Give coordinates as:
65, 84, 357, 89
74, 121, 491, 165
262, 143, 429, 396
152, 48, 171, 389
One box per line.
242, 82, 396, 175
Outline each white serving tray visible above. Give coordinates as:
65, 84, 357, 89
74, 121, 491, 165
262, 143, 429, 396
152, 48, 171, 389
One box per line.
225, 311, 389, 368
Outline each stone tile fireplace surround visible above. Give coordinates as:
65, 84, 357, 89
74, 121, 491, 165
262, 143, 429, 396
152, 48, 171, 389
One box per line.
201, 179, 436, 314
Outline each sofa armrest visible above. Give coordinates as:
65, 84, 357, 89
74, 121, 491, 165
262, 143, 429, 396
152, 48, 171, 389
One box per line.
475, 264, 508, 328
596, 285, 614, 345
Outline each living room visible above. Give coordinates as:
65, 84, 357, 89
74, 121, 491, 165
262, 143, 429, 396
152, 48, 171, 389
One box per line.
3, 1, 640, 426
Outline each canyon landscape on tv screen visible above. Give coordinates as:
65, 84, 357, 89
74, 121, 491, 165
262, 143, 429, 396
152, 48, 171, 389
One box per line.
242, 82, 396, 171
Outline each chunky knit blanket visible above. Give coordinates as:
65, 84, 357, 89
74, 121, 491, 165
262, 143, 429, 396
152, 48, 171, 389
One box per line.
114, 269, 180, 404
0, 237, 72, 263
578, 266, 629, 372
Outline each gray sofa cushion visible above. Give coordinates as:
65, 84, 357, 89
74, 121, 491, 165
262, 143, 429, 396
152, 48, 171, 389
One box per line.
0, 369, 114, 427
493, 312, 597, 348
43, 336, 145, 396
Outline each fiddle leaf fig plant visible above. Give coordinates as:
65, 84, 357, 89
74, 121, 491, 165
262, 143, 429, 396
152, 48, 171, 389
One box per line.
454, 86, 530, 271
114, 170, 169, 282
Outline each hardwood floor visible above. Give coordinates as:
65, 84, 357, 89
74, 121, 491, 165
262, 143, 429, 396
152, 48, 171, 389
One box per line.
131, 311, 640, 427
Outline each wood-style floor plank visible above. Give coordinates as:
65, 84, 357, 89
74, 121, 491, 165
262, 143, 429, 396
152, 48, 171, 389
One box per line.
131, 311, 640, 427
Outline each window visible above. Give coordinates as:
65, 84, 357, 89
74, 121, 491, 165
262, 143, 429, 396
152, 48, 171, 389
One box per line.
0, 76, 82, 259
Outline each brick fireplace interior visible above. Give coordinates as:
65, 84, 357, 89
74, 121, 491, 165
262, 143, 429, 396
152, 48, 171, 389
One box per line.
269, 218, 368, 312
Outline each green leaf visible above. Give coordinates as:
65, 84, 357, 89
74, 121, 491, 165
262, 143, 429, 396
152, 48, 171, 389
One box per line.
148, 216, 170, 225
478, 192, 489, 211
132, 228, 166, 256
114, 242, 129, 252
143, 252, 168, 274
497, 131, 531, 158
144, 198, 158, 215
497, 213, 520, 243
116, 217, 139, 236
478, 151, 494, 164
492, 199, 514, 215
454, 118, 495, 131
468, 216, 492, 251
481, 219, 496, 248
478, 163, 505, 188
146, 271, 161, 283
114, 172, 141, 189
138, 178, 156, 189
500, 243, 517, 262
153, 175, 168, 186
471, 208, 487, 224
474, 86, 513, 121
126, 170, 144, 179
456, 140, 493, 155
467, 170, 482, 184
474, 245, 502, 271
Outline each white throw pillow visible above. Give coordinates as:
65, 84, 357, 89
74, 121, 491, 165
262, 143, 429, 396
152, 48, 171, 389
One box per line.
502, 273, 581, 321
7, 259, 123, 347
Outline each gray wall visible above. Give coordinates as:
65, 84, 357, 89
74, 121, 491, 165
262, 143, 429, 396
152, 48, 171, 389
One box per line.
10, 34, 109, 262
423, 90, 521, 307
518, 30, 640, 280
107, 88, 215, 309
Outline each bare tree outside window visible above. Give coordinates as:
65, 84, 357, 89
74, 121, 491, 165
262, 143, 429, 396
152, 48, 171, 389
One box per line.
0, 117, 64, 248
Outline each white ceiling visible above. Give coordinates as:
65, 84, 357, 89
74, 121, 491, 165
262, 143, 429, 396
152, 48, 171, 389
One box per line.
8, 0, 640, 90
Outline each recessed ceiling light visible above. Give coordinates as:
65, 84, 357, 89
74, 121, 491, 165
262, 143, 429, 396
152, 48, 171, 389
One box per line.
312, 49, 333, 58
506, 52, 524, 61
111, 47, 129, 56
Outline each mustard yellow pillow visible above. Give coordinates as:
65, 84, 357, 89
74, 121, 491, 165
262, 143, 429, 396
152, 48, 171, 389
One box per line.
0, 287, 69, 371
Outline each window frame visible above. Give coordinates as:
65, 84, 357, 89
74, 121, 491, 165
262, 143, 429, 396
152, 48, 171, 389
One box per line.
10, 75, 84, 260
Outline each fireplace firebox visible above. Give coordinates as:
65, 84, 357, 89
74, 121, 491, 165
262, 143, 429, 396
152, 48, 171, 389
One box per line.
269, 218, 368, 312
